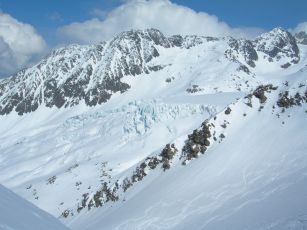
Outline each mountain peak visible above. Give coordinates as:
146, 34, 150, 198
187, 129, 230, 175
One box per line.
254, 27, 299, 62
270, 27, 289, 34
113, 28, 171, 48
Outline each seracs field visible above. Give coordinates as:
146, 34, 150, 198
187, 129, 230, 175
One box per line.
0, 28, 307, 230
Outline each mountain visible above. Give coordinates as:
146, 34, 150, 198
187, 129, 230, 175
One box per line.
0, 184, 70, 230
295, 31, 307, 45
0, 29, 204, 115
0, 28, 300, 116
0, 28, 306, 230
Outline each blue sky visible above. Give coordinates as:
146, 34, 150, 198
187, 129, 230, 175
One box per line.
1, 0, 307, 77
1, 0, 307, 42
175, 0, 307, 28
0, 0, 306, 45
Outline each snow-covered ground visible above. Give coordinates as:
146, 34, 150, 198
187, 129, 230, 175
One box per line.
68, 80, 307, 230
0, 28, 306, 230
0, 184, 69, 230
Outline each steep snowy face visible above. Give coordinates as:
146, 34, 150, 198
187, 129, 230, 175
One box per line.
0, 28, 300, 116
0, 184, 70, 230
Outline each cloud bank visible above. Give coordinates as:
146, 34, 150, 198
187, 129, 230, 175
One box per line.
0, 13, 47, 77
291, 22, 307, 34
57, 0, 264, 44
0, 37, 16, 76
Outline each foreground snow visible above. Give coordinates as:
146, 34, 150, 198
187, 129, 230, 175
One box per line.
0, 184, 69, 230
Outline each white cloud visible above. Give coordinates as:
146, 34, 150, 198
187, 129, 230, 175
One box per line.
291, 21, 307, 33
90, 8, 109, 19
0, 37, 16, 76
57, 0, 264, 44
0, 12, 47, 77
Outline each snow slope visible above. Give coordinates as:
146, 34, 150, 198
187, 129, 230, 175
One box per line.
0, 184, 70, 230
0, 28, 306, 230
68, 78, 307, 230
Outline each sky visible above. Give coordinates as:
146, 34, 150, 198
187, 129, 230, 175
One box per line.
0, 0, 307, 77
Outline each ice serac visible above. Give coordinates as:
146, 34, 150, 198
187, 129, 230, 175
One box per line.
0, 184, 70, 230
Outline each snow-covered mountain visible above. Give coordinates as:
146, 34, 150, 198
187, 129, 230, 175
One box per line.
0, 184, 69, 230
0, 28, 300, 115
0, 27, 306, 230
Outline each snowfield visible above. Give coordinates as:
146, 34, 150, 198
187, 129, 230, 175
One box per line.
0, 184, 69, 230
0, 28, 307, 230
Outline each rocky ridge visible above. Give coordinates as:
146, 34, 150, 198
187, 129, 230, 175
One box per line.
0, 28, 301, 115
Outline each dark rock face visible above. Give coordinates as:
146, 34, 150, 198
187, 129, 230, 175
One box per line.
226, 38, 258, 68
160, 144, 178, 170
225, 107, 232, 115
295, 31, 307, 45
169, 34, 213, 49
225, 28, 300, 69
281, 63, 291, 69
277, 90, 307, 108
169, 35, 184, 47
239, 40, 259, 67
252, 84, 278, 104
244, 84, 278, 107
182, 122, 212, 162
